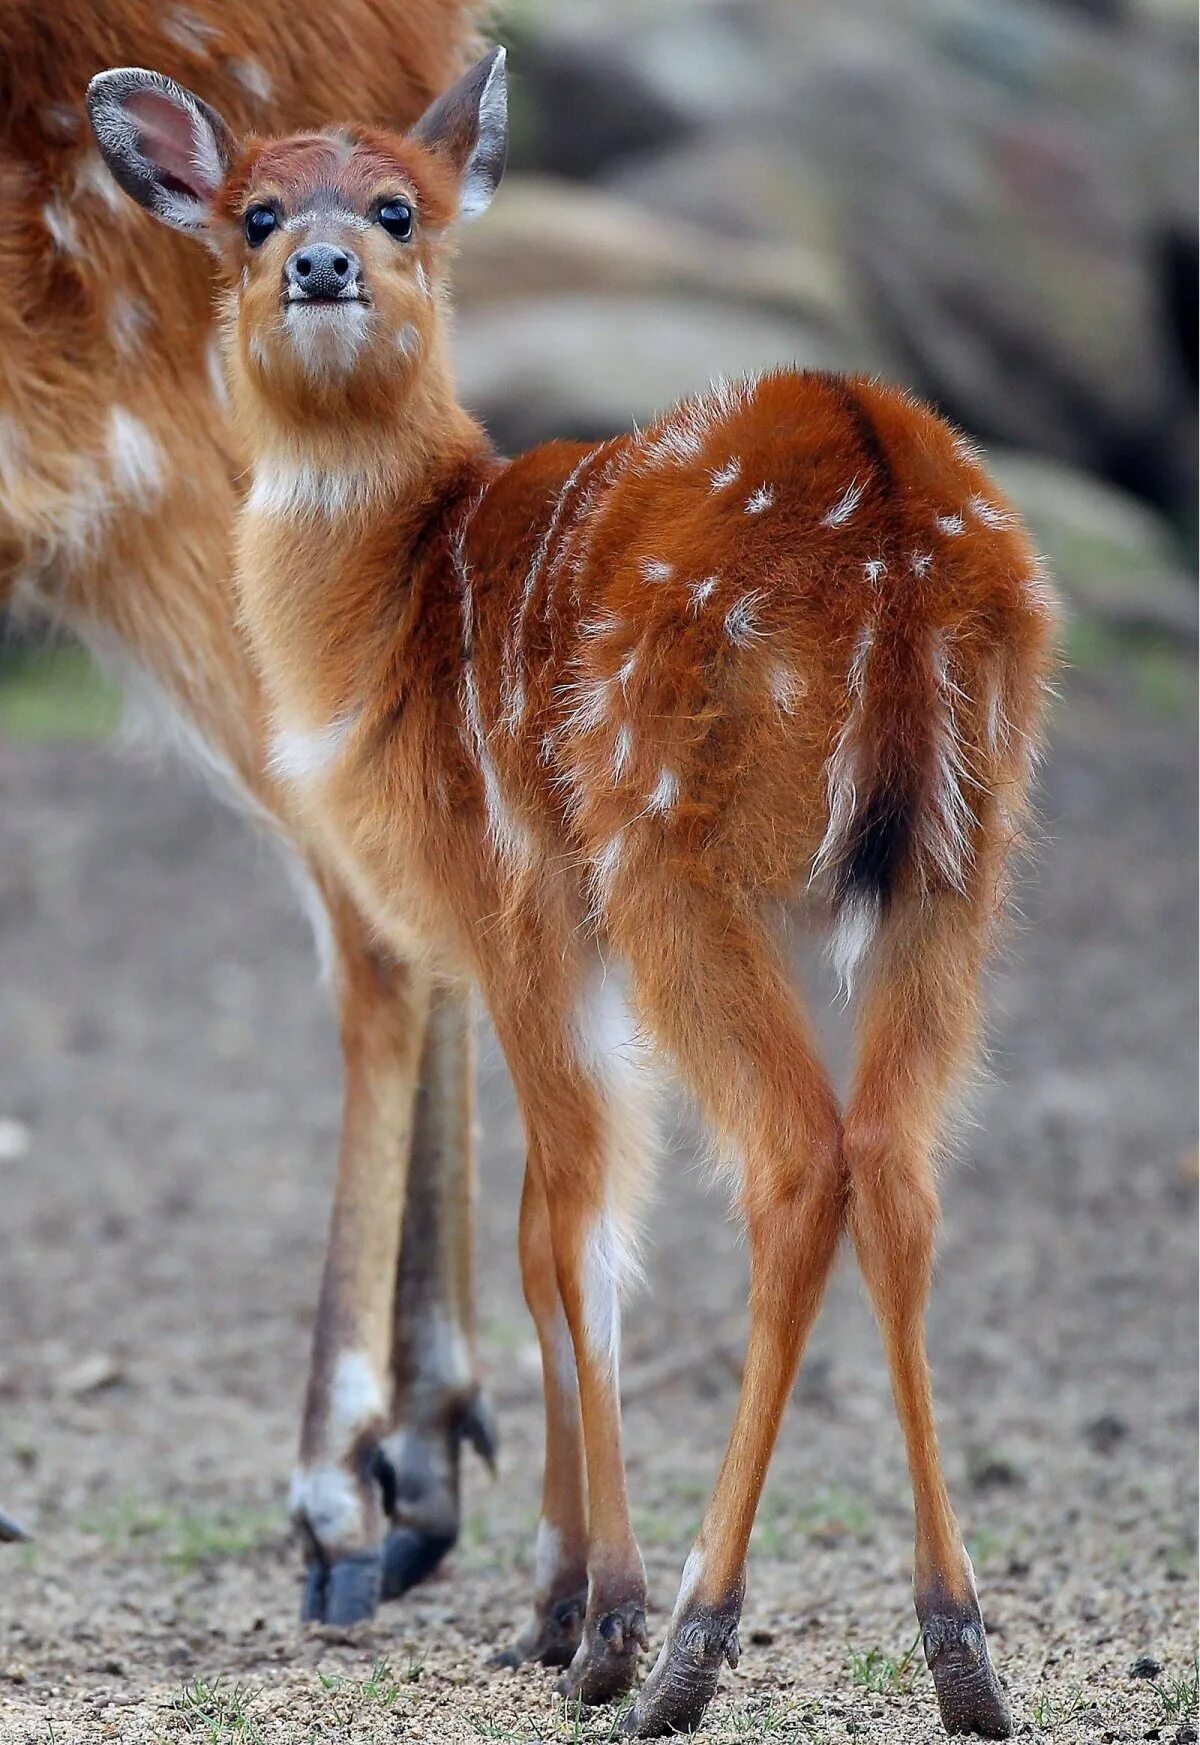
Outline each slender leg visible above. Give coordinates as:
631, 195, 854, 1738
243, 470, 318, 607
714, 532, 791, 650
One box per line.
608, 885, 846, 1739
843, 892, 1011, 1739
292, 886, 431, 1625
482, 946, 651, 1706
379, 982, 499, 1600
494, 1167, 589, 1667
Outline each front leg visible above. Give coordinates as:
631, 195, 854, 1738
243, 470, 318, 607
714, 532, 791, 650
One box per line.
291, 888, 431, 1625
378, 983, 499, 1600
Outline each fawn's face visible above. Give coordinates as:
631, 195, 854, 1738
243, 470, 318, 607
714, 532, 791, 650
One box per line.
86, 51, 507, 413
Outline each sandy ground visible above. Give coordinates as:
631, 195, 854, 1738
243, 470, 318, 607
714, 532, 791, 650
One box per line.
0, 665, 1196, 1744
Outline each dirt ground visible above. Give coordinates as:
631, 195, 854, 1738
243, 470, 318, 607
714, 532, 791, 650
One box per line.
0, 664, 1195, 1744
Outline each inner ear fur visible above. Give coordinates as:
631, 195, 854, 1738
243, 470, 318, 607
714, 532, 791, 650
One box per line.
411, 45, 507, 222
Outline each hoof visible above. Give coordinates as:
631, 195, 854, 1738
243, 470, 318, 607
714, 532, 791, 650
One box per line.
921, 1605, 1012, 1738
559, 1600, 649, 1706
0, 1507, 31, 1543
300, 1551, 382, 1625
380, 1526, 456, 1600
621, 1606, 740, 1737
493, 1589, 587, 1671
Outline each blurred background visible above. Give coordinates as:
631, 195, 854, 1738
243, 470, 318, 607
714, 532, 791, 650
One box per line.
0, 2, 1196, 1740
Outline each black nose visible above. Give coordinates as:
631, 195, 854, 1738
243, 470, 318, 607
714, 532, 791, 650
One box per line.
285, 243, 361, 300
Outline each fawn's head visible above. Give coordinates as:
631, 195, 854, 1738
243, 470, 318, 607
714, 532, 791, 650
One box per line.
86, 50, 506, 431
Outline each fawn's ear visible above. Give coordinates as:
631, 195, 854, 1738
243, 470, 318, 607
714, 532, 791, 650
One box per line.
86, 67, 235, 241
411, 45, 507, 223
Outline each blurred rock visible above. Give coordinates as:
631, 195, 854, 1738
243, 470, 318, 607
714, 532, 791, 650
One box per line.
506, 0, 1196, 519
991, 450, 1196, 640
505, 19, 695, 181
455, 294, 843, 454
456, 175, 866, 347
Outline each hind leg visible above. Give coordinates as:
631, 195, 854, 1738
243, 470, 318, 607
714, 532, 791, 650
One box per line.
495, 1165, 589, 1668
844, 890, 1011, 1739
607, 882, 846, 1738
480, 942, 652, 1705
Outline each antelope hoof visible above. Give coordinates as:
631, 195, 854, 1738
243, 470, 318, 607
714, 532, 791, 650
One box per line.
921, 1604, 1012, 1738
493, 1587, 587, 1671
621, 1605, 740, 1737
301, 1550, 382, 1626
380, 1526, 456, 1601
559, 1600, 649, 1706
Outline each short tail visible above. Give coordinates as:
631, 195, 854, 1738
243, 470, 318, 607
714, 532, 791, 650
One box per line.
813, 621, 980, 995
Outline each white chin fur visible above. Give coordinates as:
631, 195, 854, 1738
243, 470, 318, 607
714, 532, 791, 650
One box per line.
285, 302, 370, 380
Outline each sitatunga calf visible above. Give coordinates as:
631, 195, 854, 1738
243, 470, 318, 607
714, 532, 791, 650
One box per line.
88, 49, 1057, 1739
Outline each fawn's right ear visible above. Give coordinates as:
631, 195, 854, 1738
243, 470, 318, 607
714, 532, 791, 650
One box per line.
86, 67, 235, 243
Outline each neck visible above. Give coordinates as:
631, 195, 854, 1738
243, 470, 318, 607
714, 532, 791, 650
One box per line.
232, 352, 491, 738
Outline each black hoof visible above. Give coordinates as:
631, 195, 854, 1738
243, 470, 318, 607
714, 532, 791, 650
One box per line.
380, 1527, 456, 1600
300, 1552, 382, 1625
621, 1605, 740, 1737
921, 1600, 1012, 1738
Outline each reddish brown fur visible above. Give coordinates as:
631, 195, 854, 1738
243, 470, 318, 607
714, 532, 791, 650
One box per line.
0, 0, 494, 1621
89, 55, 1058, 1737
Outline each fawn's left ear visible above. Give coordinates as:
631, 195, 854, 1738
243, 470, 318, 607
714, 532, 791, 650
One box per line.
411, 45, 507, 223
86, 67, 236, 242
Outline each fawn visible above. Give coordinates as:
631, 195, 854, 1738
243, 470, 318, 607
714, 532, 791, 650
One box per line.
88, 49, 1057, 1739
0, 0, 493, 1621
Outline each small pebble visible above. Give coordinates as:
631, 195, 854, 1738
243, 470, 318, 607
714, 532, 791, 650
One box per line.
1129, 1654, 1163, 1679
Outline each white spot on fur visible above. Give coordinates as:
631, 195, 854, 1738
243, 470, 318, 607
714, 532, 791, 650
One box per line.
75, 152, 130, 216
43, 198, 82, 255
270, 713, 358, 785
969, 494, 1011, 530
228, 56, 273, 103
925, 633, 975, 892
110, 293, 151, 353
162, 6, 218, 56
768, 661, 803, 714
396, 322, 421, 358
41, 103, 79, 139
724, 591, 764, 646
559, 673, 615, 740
688, 574, 720, 614
647, 767, 678, 814
591, 832, 625, 909
710, 457, 741, 490
935, 511, 965, 536
822, 477, 866, 528
616, 647, 638, 691
910, 550, 933, 577
863, 557, 887, 585
414, 261, 431, 299
641, 557, 673, 583
107, 408, 165, 507
676, 1544, 707, 1610
612, 723, 634, 782
744, 484, 774, 515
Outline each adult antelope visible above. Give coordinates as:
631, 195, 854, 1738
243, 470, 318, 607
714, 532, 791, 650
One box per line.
0, 0, 495, 1624
87, 46, 1058, 1741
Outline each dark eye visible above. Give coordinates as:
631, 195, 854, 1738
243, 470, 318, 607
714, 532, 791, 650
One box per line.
378, 200, 413, 240
244, 205, 277, 247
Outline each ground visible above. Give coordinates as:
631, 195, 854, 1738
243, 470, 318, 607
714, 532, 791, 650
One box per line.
0, 663, 1195, 1744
